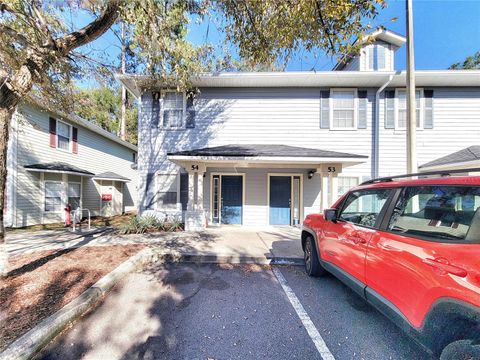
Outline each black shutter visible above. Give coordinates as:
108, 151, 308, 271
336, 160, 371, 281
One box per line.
357, 90, 368, 129
180, 173, 188, 210
151, 92, 160, 128
384, 90, 395, 129
320, 90, 330, 129
424, 90, 434, 129
185, 93, 195, 129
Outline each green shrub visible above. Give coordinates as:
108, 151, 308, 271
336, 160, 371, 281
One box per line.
118, 214, 183, 234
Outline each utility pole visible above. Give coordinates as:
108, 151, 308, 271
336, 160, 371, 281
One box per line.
120, 21, 127, 141
406, 0, 417, 173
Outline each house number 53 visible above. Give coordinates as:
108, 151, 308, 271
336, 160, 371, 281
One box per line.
328, 166, 336, 172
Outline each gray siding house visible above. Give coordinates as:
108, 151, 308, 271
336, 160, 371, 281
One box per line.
118, 29, 480, 231
5, 98, 138, 228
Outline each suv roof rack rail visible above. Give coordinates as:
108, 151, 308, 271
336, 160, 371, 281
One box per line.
360, 168, 480, 186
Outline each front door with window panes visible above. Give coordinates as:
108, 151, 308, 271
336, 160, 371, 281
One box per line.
68, 183, 81, 210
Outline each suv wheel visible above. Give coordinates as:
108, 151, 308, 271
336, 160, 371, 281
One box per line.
440, 339, 480, 360
304, 236, 326, 277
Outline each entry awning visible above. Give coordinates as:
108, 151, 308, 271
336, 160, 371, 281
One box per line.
93, 171, 131, 182
168, 144, 367, 168
24, 162, 94, 176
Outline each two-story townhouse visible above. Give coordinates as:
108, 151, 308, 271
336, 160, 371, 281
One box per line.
118, 28, 480, 231
5, 97, 138, 228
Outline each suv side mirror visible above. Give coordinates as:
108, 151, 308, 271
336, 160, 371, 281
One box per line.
324, 208, 338, 222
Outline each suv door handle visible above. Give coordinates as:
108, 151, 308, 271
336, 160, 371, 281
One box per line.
351, 231, 368, 244
422, 258, 468, 278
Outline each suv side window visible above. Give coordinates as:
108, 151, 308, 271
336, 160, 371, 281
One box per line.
388, 185, 480, 242
339, 189, 392, 228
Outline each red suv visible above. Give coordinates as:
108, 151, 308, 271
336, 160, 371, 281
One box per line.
301, 172, 480, 359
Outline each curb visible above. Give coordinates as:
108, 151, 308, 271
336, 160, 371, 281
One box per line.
0, 247, 155, 360
148, 249, 304, 266
0, 248, 302, 360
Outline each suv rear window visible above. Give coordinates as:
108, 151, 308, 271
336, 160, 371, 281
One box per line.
387, 186, 480, 242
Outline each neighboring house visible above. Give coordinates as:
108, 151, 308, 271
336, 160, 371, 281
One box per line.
419, 146, 480, 175
5, 97, 138, 228
118, 28, 480, 231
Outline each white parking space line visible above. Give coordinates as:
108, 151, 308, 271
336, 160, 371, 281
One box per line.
273, 267, 336, 360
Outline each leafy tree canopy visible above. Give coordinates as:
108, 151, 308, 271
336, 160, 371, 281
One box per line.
449, 51, 480, 70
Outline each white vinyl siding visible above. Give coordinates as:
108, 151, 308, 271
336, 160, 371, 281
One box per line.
162, 91, 185, 129
9, 103, 138, 227
331, 90, 357, 129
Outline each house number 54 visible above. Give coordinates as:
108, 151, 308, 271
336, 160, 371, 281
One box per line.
191, 165, 199, 171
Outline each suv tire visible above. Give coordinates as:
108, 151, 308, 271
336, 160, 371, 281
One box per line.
304, 236, 326, 277
440, 339, 480, 360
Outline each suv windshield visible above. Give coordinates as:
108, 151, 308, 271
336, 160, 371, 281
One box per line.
388, 185, 480, 241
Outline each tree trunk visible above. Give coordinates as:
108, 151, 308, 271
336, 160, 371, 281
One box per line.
0, 106, 15, 276
120, 21, 127, 141
0, 67, 32, 276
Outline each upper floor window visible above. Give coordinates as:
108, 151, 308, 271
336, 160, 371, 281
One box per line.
397, 89, 421, 129
49, 117, 78, 153
366, 44, 388, 71
331, 90, 357, 129
384, 89, 434, 130
57, 121, 71, 151
162, 91, 185, 129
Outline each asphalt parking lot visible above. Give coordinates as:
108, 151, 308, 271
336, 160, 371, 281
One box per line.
37, 263, 433, 360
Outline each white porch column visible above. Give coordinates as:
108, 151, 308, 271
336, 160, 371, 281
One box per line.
197, 172, 204, 210
331, 173, 339, 205
187, 171, 196, 210
321, 173, 330, 211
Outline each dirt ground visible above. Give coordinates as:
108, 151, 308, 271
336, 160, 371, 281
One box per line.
0, 244, 144, 351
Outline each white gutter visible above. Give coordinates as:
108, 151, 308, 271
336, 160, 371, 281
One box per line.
373, 74, 394, 178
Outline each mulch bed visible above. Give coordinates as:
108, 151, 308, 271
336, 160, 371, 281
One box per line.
0, 244, 145, 351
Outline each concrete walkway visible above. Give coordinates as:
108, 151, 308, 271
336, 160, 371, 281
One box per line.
6, 226, 304, 264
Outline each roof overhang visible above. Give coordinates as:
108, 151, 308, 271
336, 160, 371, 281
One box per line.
24, 164, 94, 177
167, 154, 367, 169
118, 70, 480, 99
419, 160, 480, 172
93, 176, 130, 182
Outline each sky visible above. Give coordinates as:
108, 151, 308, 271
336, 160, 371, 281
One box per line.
77, 0, 480, 86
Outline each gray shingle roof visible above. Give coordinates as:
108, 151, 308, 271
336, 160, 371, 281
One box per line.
24, 162, 94, 176
420, 146, 480, 168
94, 171, 131, 182
168, 144, 367, 159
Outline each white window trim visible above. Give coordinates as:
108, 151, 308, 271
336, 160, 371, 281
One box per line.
394, 88, 424, 130
329, 88, 358, 131
55, 119, 73, 153
160, 90, 186, 130
44, 180, 64, 213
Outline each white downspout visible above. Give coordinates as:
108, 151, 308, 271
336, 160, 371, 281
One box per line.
373, 74, 394, 179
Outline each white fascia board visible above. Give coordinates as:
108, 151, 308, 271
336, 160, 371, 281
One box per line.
93, 177, 130, 182
167, 155, 367, 164
118, 70, 480, 97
